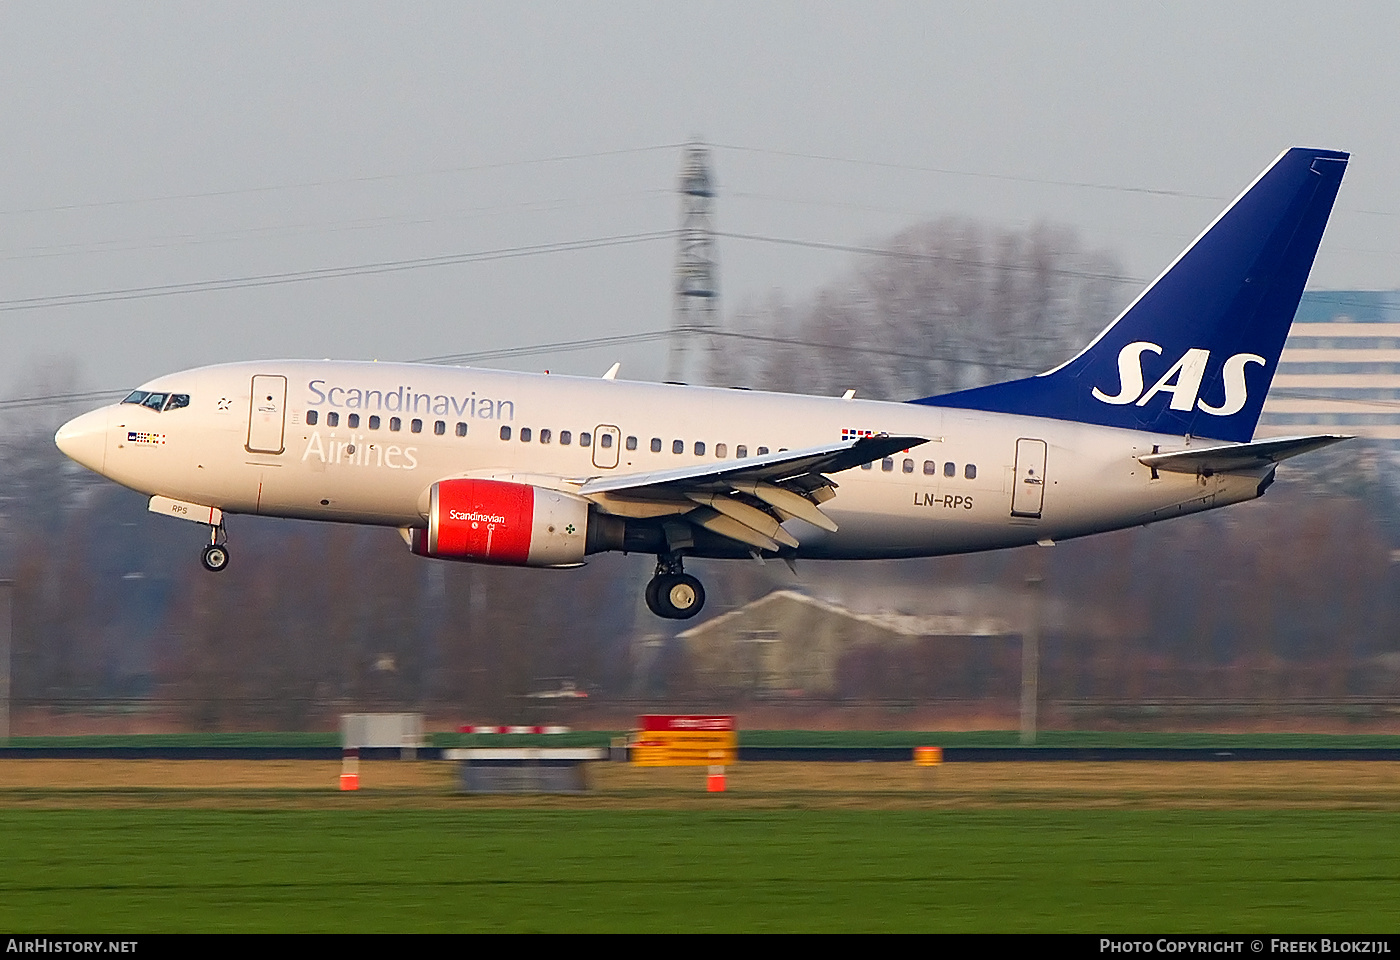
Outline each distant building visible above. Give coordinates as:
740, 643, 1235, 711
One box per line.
1258, 291, 1400, 448
678, 589, 1015, 698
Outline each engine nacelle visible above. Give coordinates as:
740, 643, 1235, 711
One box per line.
410, 479, 590, 566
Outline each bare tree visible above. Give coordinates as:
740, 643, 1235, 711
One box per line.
725, 218, 1130, 400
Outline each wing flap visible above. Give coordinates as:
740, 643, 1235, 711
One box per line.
686, 492, 800, 548
687, 506, 781, 552
731, 480, 840, 532
578, 434, 926, 554
575, 434, 925, 497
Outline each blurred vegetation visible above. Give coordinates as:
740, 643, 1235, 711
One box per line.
3, 218, 1399, 731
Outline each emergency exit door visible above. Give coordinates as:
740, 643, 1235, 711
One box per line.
247, 375, 287, 454
592, 424, 621, 469
1011, 438, 1047, 518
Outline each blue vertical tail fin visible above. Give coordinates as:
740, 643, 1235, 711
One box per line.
913, 147, 1349, 442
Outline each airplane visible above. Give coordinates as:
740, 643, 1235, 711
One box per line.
55, 146, 1349, 620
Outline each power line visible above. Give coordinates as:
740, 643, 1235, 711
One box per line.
710, 142, 1219, 201
0, 389, 127, 411
422, 326, 1045, 375
415, 331, 676, 365
711, 142, 1400, 220
0, 225, 1148, 314
0, 231, 674, 312
0, 143, 687, 217
9, 138, 1395, 247
0, 188, 671, 264
11, 339, 1400, 413
717, 230, 1143, 285
2, 221, 1374, 314
0, 326, 1046, 410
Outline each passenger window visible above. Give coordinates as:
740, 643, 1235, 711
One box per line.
411, 419, 422, 434
651, 438, 662, 453
580, 432, 592, 447
327, 412, 339, 427
306, 410, 318, 426
944, 462, 955, 478
757, 446, 769, 456
861, 461, 873, 470
348, 413, 360, 428
923, 460, 936, 475
500, 426, 512, 441
903, 459, 914, 473
560, 430, 571, 445
673, 440, 684, 454
369, 415, 381, 430
965, 464, 977, 480
716, 443, 727, 458
390, 417, 401, 432
882, 458, 894, 472
164, 394, 190, 411
520, 427, 532, 442
626, 436, 638, 451
540, 428, 552, 443
736, 445, 747, 458
455, 422, 468, 437
600, 433, 613, 448
435, 420, 446, 436
694, 441, 705, 456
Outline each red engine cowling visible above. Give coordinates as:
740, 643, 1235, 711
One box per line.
410, 479, 590, 566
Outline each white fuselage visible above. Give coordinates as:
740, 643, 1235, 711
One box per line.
57, 359, 1269, 559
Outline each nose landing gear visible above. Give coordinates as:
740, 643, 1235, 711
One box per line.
645, 553, 705, 620
201, 523, 230, 572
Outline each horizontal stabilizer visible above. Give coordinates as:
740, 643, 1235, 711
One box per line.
1138, 434, 1350, 475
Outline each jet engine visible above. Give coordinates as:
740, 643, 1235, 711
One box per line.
409, 478, 590, 566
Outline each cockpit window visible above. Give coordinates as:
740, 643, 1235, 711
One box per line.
121, 390, 189, 412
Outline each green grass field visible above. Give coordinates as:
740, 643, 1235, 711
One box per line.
3, 808, 1398, 932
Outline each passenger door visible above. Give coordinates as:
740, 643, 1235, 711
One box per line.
247, 375, 287, 454
1011, 438, 1047, 518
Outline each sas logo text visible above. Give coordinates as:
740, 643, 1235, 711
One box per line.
1092, 342, 1264, 417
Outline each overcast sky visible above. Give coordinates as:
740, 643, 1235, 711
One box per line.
2, 2, 1397, 399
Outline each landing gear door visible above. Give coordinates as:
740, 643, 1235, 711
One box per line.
1011, 437, 1047, 519
592, 424, 621, 469
247, 375, 287, 454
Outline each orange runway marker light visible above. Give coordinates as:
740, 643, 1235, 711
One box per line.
707, 764, 726, 792
339, 748, 360, 791
914, 746, 943, 767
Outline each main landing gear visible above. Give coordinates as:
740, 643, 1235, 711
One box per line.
201, 522, 230, 572
645, 553, 705, 620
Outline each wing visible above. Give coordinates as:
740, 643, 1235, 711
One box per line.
576, 434, 926, 553
1137, 434, 1350, 475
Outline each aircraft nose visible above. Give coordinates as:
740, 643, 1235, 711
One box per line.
55, 407, 110, 474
